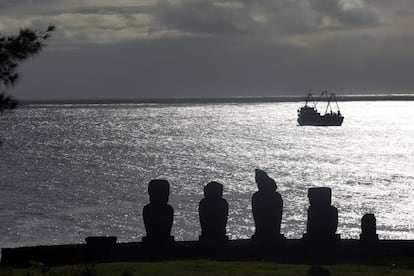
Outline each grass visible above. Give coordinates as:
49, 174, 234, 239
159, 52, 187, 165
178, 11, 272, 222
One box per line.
1, 260, 413, 275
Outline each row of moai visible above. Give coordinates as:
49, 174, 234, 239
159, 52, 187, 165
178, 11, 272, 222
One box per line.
142, 169, 378, 244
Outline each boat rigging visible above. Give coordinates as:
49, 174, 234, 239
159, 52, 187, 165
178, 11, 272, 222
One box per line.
297, 91, 344, 126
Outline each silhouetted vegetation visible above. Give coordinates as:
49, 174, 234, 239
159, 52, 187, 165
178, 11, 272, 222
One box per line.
0, 25, 54, 113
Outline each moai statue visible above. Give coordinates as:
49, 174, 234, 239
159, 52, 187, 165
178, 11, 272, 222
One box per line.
360, 213, 378, 242
142, 179, 174, 243
251, 169, 284, 242
304, 187, 339, 240
199, 181, 229, 242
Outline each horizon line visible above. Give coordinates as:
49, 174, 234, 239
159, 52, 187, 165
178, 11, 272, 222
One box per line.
18, 94, 414, 105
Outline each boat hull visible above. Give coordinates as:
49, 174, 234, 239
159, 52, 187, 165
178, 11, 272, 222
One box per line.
298, 114, 344, 126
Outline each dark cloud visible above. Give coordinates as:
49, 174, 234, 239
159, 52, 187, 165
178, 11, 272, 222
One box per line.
151, 0, 315, 36
60, 6, 149, 16
0, 1, 386, 39
0, 0, 54, 12
150, 0, 382, 38
309, 0, 380, 27
239, 0, 316, 35
3, 0, 414, 99
13, 31, 414, 100
153, 1, 245, 35
0, 0, 29, 9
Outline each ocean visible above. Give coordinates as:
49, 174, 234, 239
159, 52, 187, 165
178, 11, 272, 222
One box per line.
0, 101, 413, 250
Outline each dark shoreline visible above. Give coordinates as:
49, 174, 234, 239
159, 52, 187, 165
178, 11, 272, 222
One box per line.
18, 94, 414, 105
2, 238, 414, 267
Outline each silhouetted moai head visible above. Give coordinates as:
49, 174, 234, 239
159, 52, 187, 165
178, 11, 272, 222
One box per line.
252, 169, 284, 241
204, 181, 223, 198
199, 181, 229, 242
148, 179, 170, 204
305, 187, 338, 240
142, 179, 174, 243
360, 213, 378, 242
255, 169, 277, 192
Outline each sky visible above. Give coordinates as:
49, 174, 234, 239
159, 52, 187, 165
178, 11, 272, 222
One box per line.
1, 0, 414, 100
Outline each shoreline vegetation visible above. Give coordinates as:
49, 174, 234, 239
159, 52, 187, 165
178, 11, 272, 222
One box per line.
18, 94, 414, 106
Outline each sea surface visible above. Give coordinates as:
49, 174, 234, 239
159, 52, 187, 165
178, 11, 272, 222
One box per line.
0, 101, 413, 250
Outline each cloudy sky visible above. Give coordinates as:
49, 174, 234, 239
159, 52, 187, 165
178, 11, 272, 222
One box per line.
1, 0, 414, 100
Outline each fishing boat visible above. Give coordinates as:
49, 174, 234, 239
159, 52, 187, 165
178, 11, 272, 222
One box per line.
297, 91, 344, 126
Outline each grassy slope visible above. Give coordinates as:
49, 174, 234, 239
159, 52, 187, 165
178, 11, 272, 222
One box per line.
1, 260, 414, 276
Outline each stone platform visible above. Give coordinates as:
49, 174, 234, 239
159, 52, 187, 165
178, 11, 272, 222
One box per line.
2, 238, 414, 267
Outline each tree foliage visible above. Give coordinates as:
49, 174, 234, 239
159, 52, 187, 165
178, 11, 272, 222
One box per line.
0, 25, 54, 113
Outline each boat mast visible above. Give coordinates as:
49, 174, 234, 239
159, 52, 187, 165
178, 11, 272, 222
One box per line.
325, 92, 332, 114
316, 91, 328, 113
324, 92, 340, 114
305, 89, 316, 107
331, 93, 341, 112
